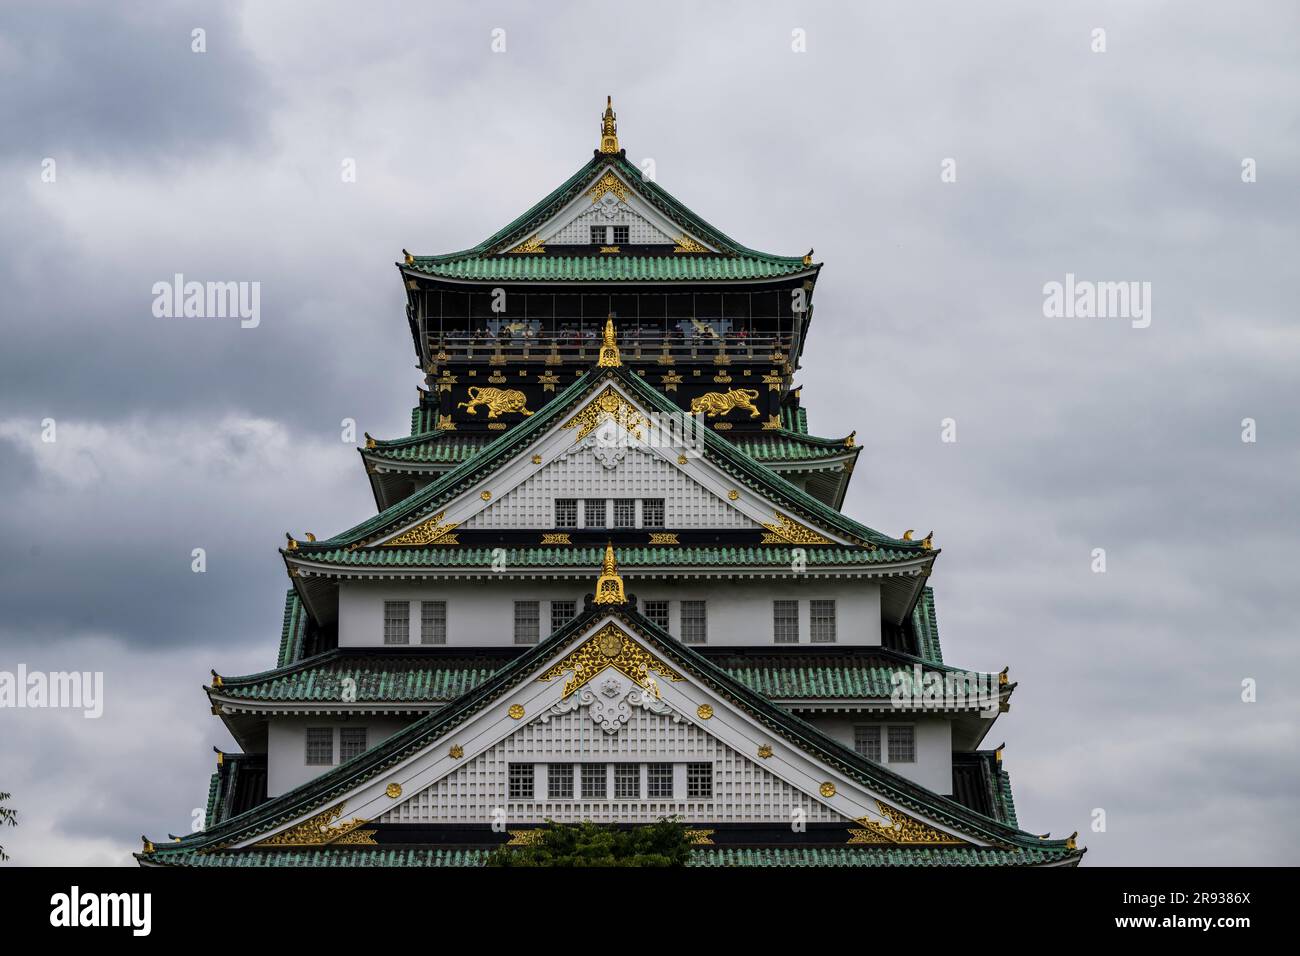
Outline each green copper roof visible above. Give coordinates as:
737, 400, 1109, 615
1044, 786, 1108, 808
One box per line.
404, 153, 814, 282
143, 843, 1075, 867
151, 600, 1068, 864
212, 646, 1001, 706
407, 254, 809, 283
294, 544, 912, 569
913, 587, 943, 664
276, 590, 309, 668
367, 424, 854, 468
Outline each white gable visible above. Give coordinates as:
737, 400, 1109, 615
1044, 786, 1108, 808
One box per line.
382, 699, 845, 825
463, 444, 759, 530
236, 616, 977, 849
524, 167, 717, 251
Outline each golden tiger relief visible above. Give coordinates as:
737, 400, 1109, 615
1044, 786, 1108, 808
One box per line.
690, 388, 761, 418
457, 386, 534, 418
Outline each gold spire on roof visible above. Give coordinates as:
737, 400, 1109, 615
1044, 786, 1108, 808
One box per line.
599, 96, 619, 153
597, 314, 621, 367
593, 542, 626, 604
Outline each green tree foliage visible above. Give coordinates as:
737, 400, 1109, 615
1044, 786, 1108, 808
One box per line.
0, 792, 16, 863
485, 818, 690, 867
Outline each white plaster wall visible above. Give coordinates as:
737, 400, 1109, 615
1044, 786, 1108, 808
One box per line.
802, 713, 952, 794
337, 578, 881, 648
267, 716, 412, 798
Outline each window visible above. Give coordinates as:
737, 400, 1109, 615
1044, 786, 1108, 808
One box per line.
514, 601, 540, 645
612, 498, 637, 529
887, 725, 916, 763
773, 600, 800, 643
509, 764, 534, 800
810, 599, 837, 643
644, 600, 670, 631
854, 725, 881, 762
687, 763, 713, 799
548, 763, 574, 800
641, 498, 665, 528
305, 728, 333, 766
551, 600, 576, 633
614, 764, 640, 799
339, 727, 367, 761
680, 601, 707, 644
581, 763, 607, 799
583, 498, 607, 528
589, 225, 607, 244
555, 498, 577, 528
646, 763, 673, 799
383, 601, 409, 645
612, 225, 629, 244
420, 601, 446, 645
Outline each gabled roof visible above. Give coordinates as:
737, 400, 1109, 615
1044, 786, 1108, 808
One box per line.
208, 644, 1011, 710
295, 363, 925, 558
144, 596, 1078, 865
401, 150, 816, 285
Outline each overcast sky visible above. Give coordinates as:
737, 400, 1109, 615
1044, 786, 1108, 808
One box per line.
1, 0, 1296, 866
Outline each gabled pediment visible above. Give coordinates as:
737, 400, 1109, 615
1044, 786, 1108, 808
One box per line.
376, 379, 847, 541
501, 166, 716, 253
152, 600, 1076, 863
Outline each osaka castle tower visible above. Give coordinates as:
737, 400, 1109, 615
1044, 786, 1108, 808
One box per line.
139, 100, 1081, 867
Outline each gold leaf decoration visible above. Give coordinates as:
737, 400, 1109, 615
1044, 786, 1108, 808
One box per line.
382, 511, 460, 547
541, 533, 572, 545
820, 782, 837, 798
689, 388, 760, 419
761, 513, 831, 545
696, 704, 714, 720
848, 801, 968, 846
684, 829, 715, 845
506, 234, 545, 254
673, 235, 708, 254
587, 171, 628, 203
507, 829, 545, 846
457, 386, 533, 418
537, 623, 684, 698
254, 803, 372, 847
648, 532, 679, 545
385, 783, 402, 799
508, 704, 525, 719
562, 385, 643, 442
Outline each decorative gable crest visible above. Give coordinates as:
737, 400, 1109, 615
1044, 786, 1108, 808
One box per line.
537, 622, 684, 698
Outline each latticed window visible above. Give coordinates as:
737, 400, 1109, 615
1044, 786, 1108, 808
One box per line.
614, 764, 640, 799
509, 764, 534, 800
646, 763, 673, 798
612, 225, 629, 244
583, 498, 607, 528
383, 601, 409, 644
420, 601, 446, 645
550, 600, 576, 633
548, 763, 575, 800
644, 600, 670, 631
887, 725, 916, 763
680, 601, 707, 644
581, 763, 607, 799
773, 600, 799, 643
810, 599, 837, 643
305, 728, 333, 766
854, 725, 881, 761
641, 498, 665, 528
687, 763, 713, 798
613, 498, 637, 528
514, 601, 540, 644
589, 225, 606, 244
555, 498, 578, 528
339, 727, 367, 762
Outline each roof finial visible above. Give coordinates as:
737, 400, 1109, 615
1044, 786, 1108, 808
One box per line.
597, 313, 622, 367
593, 541, 626, 604
599, 96, 619, 154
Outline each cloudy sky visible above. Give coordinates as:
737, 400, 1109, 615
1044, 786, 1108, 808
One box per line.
1, 0, 1296, 866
